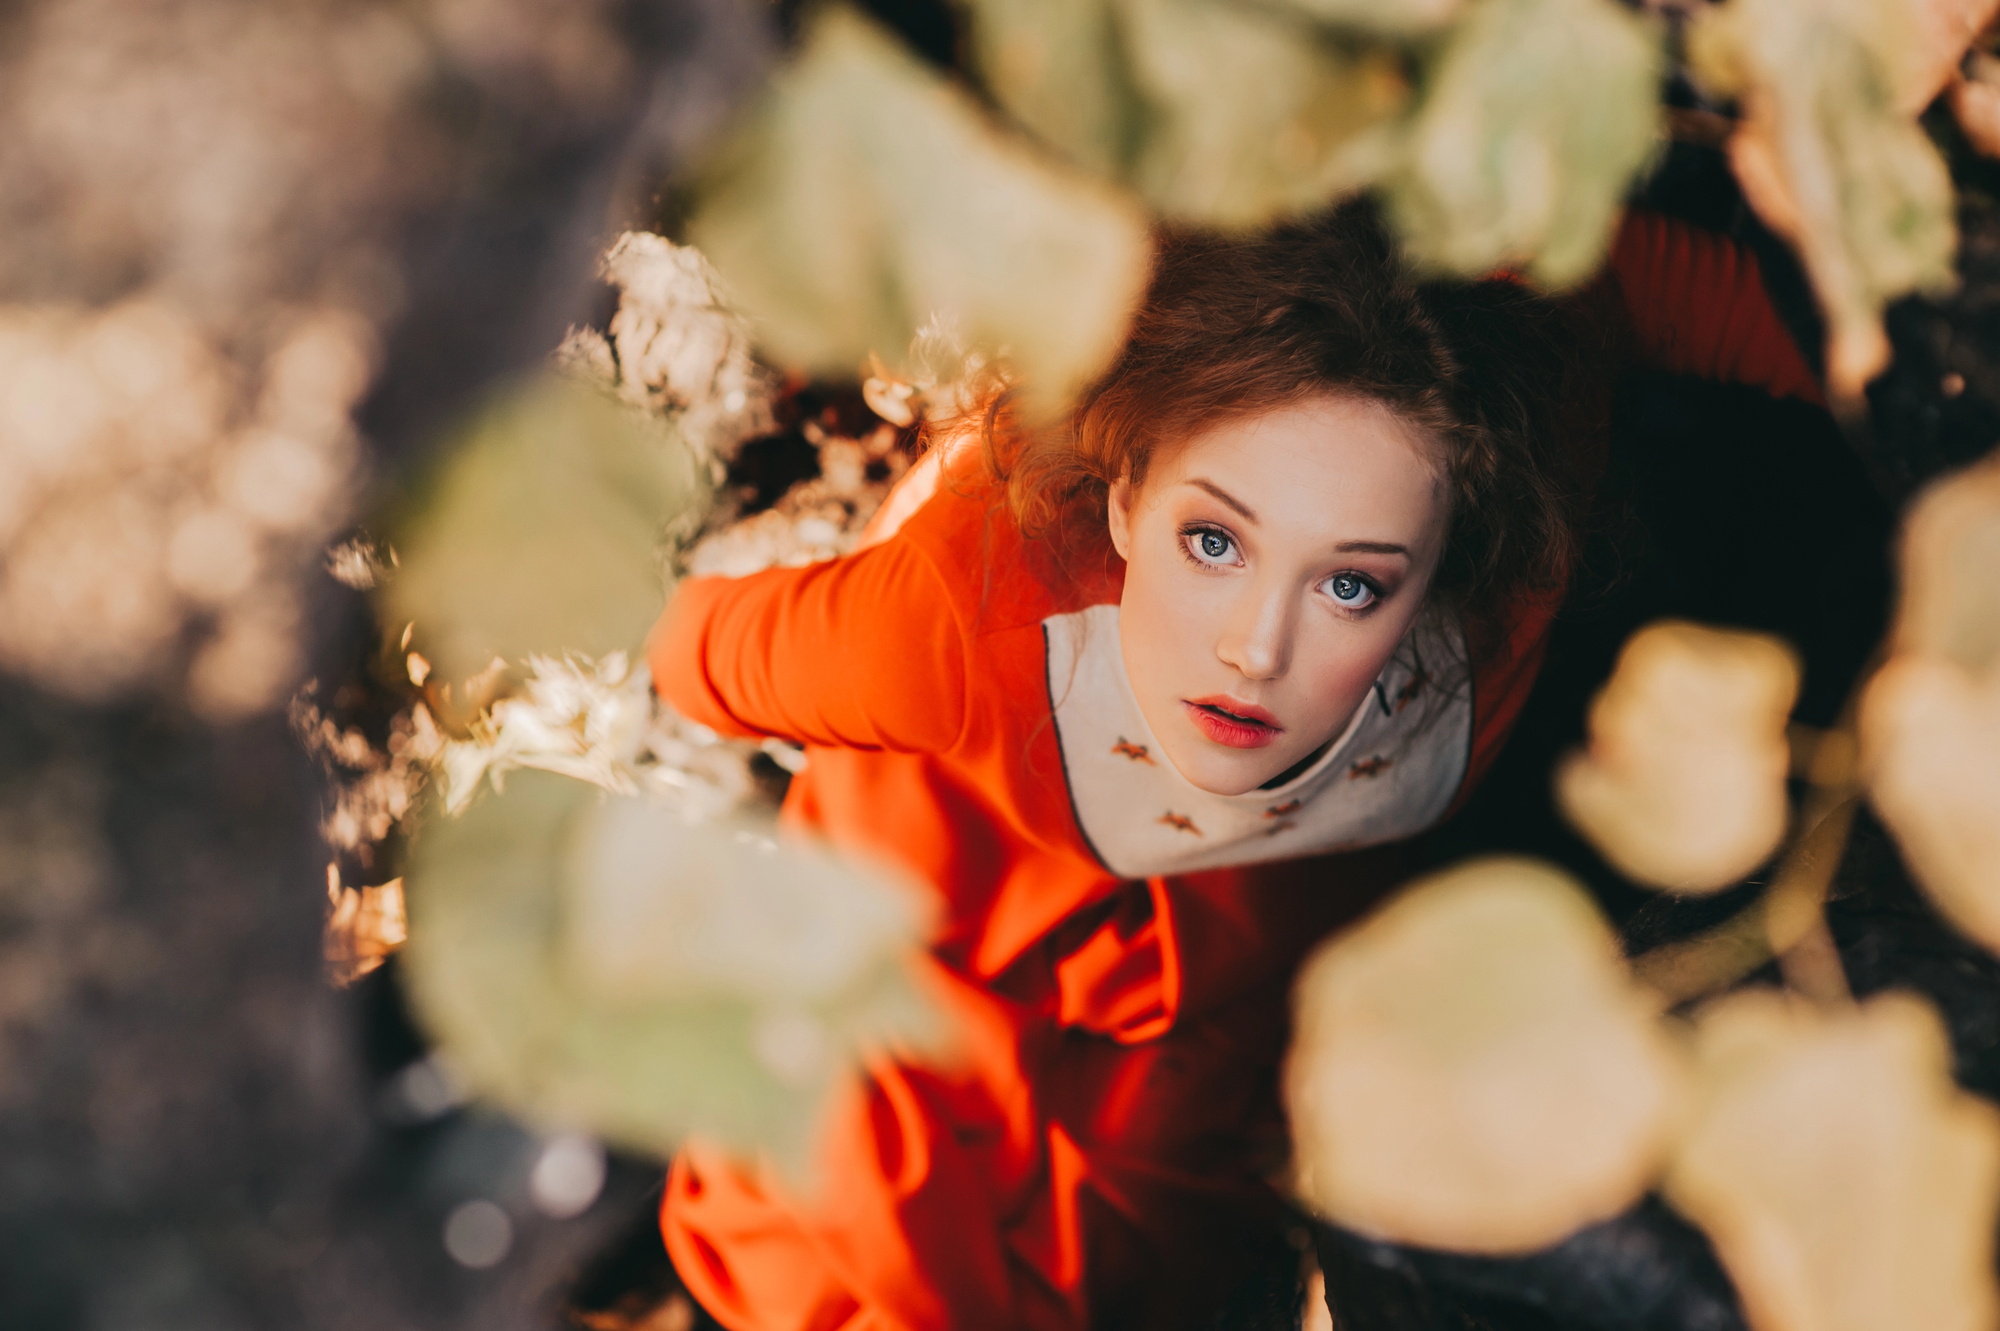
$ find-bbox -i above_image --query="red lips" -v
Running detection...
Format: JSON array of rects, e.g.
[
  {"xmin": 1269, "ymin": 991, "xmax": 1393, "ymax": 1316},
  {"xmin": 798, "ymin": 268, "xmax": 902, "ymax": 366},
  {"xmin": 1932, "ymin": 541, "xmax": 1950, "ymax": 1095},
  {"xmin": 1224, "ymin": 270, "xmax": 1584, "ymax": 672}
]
[{"xmin": 1184, "ymin": 695, "xmax": 1283, "ymax": 749}]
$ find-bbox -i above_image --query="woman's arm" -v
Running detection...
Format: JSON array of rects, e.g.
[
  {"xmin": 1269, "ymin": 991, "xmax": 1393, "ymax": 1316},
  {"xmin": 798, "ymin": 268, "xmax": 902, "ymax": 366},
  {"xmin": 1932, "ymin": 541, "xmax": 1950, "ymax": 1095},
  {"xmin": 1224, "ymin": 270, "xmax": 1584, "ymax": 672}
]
[
  {"xmin": 647, "ymin": 537, "xmax": 967, "ymax": 752},
  {"xmin": 1609, "ymin": 210, "xmax": 1824, "ymax": 406}
]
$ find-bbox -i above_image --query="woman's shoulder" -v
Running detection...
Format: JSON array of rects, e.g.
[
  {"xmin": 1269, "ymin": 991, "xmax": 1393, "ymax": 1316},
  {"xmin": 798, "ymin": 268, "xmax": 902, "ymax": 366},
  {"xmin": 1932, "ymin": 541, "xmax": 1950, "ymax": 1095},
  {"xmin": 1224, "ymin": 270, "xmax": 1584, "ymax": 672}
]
[{"xmin": 858, "ymin": 437, "xmax": 1121, "ymax": 633}]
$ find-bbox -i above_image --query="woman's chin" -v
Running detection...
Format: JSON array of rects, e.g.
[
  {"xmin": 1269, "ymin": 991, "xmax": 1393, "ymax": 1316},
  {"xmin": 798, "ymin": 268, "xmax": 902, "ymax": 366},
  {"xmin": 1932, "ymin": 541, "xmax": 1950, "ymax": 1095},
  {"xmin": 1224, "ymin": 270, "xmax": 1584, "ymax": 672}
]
[{"xmin": 1160, "ymin": 737, "xmax": 1302, "ymax": 798}]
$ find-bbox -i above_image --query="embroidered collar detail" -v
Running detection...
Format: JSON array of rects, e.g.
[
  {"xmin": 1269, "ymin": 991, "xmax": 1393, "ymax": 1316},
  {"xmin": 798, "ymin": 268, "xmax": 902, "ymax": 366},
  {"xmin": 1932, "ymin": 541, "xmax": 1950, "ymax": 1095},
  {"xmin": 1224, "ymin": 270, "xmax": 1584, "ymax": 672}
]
[{"xmin": 1042, "ymin": 604, "xmax": 1472, "ymax": 879}]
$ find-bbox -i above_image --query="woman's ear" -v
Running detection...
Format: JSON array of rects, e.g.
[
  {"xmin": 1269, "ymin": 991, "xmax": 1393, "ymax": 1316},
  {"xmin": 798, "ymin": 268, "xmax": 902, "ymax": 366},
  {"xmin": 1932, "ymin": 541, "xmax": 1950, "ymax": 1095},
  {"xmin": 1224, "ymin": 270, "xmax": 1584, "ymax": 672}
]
[{"xmin": 1106, "ymin": 475, "xmax": 1135, "ymax": 561}]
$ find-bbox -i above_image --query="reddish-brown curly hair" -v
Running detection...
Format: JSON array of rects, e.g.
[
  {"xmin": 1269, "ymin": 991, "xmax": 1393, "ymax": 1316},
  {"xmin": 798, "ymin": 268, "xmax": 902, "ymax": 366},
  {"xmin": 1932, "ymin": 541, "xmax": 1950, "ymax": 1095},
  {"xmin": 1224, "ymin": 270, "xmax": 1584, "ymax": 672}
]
[{"xmin": 945, "ymin": 198, "xmax": 1620, "ymax": 657}]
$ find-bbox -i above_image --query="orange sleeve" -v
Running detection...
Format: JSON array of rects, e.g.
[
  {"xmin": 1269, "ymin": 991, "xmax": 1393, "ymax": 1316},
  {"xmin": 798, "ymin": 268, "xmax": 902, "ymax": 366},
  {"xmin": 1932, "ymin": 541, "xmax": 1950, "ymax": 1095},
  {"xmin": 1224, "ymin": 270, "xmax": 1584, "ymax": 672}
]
[
  {"xmin": 1609, "ymin": 210, "xmax": 1824, "ymax": 406},
  {"xmin": 645, "ymin": 538, "xmax": 967, "ymax": 752}
]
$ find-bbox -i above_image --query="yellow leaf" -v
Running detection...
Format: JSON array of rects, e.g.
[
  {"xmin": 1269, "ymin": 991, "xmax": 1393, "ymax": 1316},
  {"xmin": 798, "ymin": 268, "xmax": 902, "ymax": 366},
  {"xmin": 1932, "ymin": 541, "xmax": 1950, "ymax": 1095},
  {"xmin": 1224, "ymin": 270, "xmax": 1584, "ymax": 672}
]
[
  {"xmin": 1262, "ymin": 0, "xmax": 1467, "ymax": 37},
  {"xmin": 1887, "ymin": 451, "xmax": 2000, "ymax": 676},
  {"xmin": 1888, "ymin": 0, "xmax": 2000, "ymax": 115},
  {"xmin": 1689, "ymin": 0, "xmax": 1957, "ymax": 397},
  {"xmin": 1382, "ymin": 0, "xmax": 1664, "ymax": 286},
  {"xmin": 1859, "ymin": 657, "xmax": 2000, "ymax": 954},
  {"xmin": 1558, "ymin": 622, "xmax": 1801, "ymax": 893},
  {"xmin": 1860, "ymin": 455, "xmax": 2000, "ymax": 952},
  {"xmin": 1665, "ymin": 990, "xmax": 2000, "ymax": 1331},
  {"xmin": 1286, "ymin": 857, "xmax": 1684, "ymax": 1253},
  {"xmin": 688, "ymin": 4, "xmax": 1149, "ymax": 411}
]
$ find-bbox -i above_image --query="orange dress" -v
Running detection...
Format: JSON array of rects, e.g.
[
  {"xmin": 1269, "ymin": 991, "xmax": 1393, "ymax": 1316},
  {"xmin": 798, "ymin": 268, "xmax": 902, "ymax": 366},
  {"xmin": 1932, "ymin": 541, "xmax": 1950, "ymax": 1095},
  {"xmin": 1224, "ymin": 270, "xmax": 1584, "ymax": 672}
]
[{"xmin": 646, "ymin": 210, "xmax": 1822, "ymax": 1331}]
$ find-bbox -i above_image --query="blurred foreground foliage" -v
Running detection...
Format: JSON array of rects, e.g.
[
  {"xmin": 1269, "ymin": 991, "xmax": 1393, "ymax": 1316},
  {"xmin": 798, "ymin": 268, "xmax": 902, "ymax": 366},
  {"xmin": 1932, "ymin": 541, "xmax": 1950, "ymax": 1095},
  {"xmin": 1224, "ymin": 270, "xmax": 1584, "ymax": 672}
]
[
  {"xmin": 684, "ymin": 0, "xmax": 1976, "ymax": 403},
  {"xmin": 359, "ymin": 0, "xmax": 2000, "ymax": 1325},
  {"xmin": 382, "ymin": 376, "xmax": 701, "ymax": 688},
  {"xmin": 402, "ymin": 770, "xmax": 944, "ymax": 1180}
]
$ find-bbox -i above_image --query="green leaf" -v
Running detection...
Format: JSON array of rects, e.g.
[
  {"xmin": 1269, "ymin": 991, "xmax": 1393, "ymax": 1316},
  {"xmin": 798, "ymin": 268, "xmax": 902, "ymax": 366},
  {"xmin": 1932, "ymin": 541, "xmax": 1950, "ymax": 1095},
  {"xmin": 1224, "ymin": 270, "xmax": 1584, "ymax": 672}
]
[
  {"xmin": 1115, "ymin": 0, "xmax": 1411, "ymax": 225},
  {"xmin": 962, "ymin": 0, "xmax": 1410, "ymax": 226},
  {"xmin": 400, "ymin": 770, "xmax": 948, "ymax": 1176},
  {"xmin": 378, "ymin": 374, "xmax": 701, "ymax": 687},
  {"xmin": 962, "ymin": 0, "xmax": 1140, "ymax": 180},
  {"xmin": 1382, "ymin": 0, "xmax": 1664, "ymax": 287},
  {"xmin": 687, "ymin": 4, "xmax": 1149, "ymax": 409}
]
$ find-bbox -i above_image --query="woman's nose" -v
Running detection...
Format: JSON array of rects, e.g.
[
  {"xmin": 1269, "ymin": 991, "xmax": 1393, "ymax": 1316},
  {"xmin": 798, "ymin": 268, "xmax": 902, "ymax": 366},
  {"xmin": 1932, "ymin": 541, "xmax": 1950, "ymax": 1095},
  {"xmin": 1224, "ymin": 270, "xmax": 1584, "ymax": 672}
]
[{"xmin": 1216, "ymin": 586, "xmax": 1292, "ymax": 681}]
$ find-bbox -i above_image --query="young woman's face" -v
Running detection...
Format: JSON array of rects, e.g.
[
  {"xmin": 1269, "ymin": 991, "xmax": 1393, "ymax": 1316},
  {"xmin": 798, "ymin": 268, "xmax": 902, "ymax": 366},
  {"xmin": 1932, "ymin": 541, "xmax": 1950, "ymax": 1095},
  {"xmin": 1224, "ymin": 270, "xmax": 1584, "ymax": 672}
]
[{"xmin": 1107, "ymin": 393, "xmax": 1450, "ymax": 797}]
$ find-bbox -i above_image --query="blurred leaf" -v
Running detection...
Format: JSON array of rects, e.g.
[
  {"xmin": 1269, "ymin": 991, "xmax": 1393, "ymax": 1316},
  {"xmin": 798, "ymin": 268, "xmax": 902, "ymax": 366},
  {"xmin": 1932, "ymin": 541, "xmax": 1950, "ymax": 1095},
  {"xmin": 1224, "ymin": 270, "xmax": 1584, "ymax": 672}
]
[
  {"xmin": 401, "ymin": 771, "xmax": 949, "ymax": 1176},
  {"xmin": 1116, "ymin": 0, "xmax": 1410, "ymax": 224},
  {"xmin": 1889, "ymin": 0, "xmax": 2000, "ymax": 115},
  {"xmin": 962, "ymin": 0, "xmax": 1140, "ymax": 180},
  {"xmin": 1665, "ymin": 990, "xmax": 2000, "ymax": 1331},
  {"xmin": 1858, "ymin": 456, "xmax": 2000, "ymax": 952},
  {"xmin": 380, "ymin": 374, "xmax": 701, "ymax": 686},
  {"xmin": 1859, "ymin": 657, "xmax": 2000, "ymax": 954},
  {"xmin": 1286, "ymin": 857, "xmax": 1684, "ymax": 1253},
  {"xmin": 1381, "ymin": 0, "xmax": 1663, "ymax": 286},
  {"xmin": 964, "ymin": 0, "xmax": 1409, "ymax": 227},
  {"xmin": 1886, "ymin": 451, "xmax": 2000, "ymax": 675},
  {"xmin": 1557, "ymin": 621, "xmax": 1800, "ymax": 894},
  {"xmin": 1261, "ymin": 0, "xmax": 1467, "ymax": 38},
  {"xmin": 688, "ymin": 4, "xmax": 1149, "ymax": 411},
  {"xmin": 1951, "ymin": 65, "xmax": 2000, "ymax": 159},
  {"xmin": 1689, "ymin": 0, "xmax": 1956, "ymax": 397}
]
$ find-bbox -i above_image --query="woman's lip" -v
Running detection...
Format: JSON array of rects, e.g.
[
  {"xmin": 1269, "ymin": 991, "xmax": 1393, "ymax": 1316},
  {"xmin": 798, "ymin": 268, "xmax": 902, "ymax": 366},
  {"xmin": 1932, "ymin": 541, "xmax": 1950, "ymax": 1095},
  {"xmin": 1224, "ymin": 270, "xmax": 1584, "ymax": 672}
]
[
  {"xmin": 1183, "ymin": 697, "xmax": 1284, "ymax": 749},
  {"xmin": 1186, "ymin": 695, "xmax": 1282, "ymax": 727}
]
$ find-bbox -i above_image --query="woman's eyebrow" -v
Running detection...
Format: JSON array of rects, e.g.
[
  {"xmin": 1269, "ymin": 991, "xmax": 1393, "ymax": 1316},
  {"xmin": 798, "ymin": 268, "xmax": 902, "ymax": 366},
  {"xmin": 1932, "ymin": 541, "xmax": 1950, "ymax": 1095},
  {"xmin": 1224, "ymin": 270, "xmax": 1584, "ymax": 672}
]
[
  {"xmin": 1186, "ymin": 477, "xmax": 1257, "ymax": 522},
  {"xmin": 1335, "ymin": 539, "xmax": 1410, "ymax": 556}
]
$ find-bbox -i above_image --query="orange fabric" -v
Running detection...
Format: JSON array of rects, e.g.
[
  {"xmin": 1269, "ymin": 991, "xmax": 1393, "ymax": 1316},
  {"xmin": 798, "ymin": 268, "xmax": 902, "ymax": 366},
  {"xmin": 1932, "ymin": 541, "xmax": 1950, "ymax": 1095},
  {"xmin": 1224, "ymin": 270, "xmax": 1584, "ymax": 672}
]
[{"xmin": 648, "ymin": 209, "xmax": 1822, "ymax": 1331}]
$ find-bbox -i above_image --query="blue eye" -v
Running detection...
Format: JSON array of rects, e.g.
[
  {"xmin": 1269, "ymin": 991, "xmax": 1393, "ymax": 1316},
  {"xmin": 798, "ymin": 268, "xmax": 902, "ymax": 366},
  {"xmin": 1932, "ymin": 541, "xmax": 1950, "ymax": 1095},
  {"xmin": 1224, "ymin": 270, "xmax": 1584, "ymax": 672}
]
[
  {"xmin": 1184, "ymin": 527, "xmax": 1237, "ymax": 566},
  {"xmin": 1324, "ymin": 572, "xmax": 1377, "ymax": 609}
]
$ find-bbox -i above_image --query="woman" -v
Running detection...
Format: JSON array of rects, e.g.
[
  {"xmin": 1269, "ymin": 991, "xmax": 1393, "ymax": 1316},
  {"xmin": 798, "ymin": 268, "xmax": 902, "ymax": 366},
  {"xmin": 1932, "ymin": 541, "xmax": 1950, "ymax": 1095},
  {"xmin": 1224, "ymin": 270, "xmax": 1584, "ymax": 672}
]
[{"xmin": 647, "ymin": 201, "xmax": 1821, "ymax": 1331}]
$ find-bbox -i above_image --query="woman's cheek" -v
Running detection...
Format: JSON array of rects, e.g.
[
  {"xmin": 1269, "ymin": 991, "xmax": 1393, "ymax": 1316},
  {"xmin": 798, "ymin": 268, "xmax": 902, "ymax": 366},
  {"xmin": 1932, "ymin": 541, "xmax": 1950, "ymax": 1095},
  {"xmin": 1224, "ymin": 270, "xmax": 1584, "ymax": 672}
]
[{"xmin": 1299, "ymin": 614, "xmax": 1406, "ymax": 727}]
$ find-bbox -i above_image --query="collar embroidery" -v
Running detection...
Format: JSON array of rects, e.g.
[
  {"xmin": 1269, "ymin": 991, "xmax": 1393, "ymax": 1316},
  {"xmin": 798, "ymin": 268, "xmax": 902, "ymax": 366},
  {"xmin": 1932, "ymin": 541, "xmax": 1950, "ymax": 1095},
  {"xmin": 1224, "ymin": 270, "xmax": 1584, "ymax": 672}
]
[{"xmin": 1042, "ymin": 604, "xmax": 1471, "ymax": 878}]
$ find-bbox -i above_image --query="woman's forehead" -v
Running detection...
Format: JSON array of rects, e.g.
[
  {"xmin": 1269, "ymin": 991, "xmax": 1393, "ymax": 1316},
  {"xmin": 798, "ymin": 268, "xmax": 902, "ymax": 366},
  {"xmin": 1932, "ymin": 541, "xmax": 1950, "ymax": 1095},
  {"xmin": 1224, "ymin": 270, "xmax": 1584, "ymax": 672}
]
[{"xmin": 1163, "ymin": 395, "xmax": 1443, "ymax": 500}]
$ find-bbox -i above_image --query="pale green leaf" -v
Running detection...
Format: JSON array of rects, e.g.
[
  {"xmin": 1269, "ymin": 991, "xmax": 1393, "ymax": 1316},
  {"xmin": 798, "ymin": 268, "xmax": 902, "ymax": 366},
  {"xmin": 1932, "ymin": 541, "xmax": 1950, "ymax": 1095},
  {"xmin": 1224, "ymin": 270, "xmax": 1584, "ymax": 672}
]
[
  {"xmin": 1116, "ymin": 0, "xmax": 1411, "ymax": 225},
  {"xmin": 688, "ymin": 4, "xmax": 1149, "ymax": 409},
  {"xmin": 1383, "ymin": 0, "xmax": 1663, "ymax": 286},
  {"xmin": 962, "ymin": 0, "xmax": 1139, "ymax": 180},
  {"xmin": 400, "ymin": 771, "xmax": 948, "ymax": 1176},
  {"xmin": 378, "ymin": 374, "xmax": 701, "ymax": 686},
  {"xmin": 962, "ymin": 0, "xmax": 1409, "ymax": 227}
]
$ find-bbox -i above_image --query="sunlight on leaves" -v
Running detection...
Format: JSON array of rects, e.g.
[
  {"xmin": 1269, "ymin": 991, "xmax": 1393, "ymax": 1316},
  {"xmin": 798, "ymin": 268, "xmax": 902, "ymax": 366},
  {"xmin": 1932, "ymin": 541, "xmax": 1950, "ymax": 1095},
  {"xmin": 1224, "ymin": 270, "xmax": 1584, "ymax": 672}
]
[
  {"xmin": 1665, "ymin": 990, "xmax": 2000, "ymax": 1331},
  {"xmin": 1558, "ymin": 622, "xmax": 1800, "ymax": 893},
  {"xmin": 1688, "ymin": 0, "xmax": 1956, "ymax": 397},
  {"xmin": 1286, "ymin": 857, "xmax": 1684, "ymax": 1253},
  {"xmin": 379, "ymin": 374, "xmax": 701, "ymax": 687},
  {"xmin": 688, "ymin": 4, "xmax": 1149, "ymax": 411},
  {"xmin": 1380, "ymin": 0, "xmax": 1662, "ymax": 287},
  {"xmin": 401, "ymin": 770, "xmax": 949, "ymax": 1177}
]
